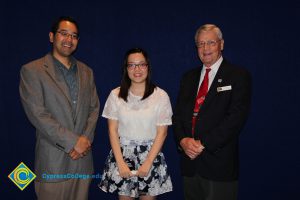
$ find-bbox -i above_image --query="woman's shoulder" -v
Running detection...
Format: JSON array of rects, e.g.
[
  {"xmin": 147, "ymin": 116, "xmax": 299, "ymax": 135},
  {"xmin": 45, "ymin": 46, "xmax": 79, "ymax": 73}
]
[
  {"xmin": 110, "ymin": 87, "xmax": 121, "ymax": 96},
  {"xmin": 153, "ymin": 87, "xmax": 169, "ymax": 98}
]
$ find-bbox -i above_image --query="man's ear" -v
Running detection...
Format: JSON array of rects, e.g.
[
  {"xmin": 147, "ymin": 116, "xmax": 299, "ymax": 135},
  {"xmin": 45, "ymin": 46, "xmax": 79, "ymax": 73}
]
[
  {"xmin": 220, "ymin": 39, "xmax": 224, "ymax": 51},
  {"xmin": 49, "ymin": 32, "xmax": 54, "ymax": 43}
]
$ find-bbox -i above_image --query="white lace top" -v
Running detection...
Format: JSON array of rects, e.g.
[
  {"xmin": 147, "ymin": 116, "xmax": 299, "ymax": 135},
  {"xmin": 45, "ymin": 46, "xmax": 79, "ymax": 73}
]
[{"xmin": 102, "ymin": 87, "xmax": 173, "ymax": 140}]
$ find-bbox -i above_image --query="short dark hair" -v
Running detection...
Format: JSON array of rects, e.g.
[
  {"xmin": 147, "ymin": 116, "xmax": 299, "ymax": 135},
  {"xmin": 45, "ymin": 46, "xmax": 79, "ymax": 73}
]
[
  {"xmin": 51, "ymin": 16, "xmax": 79, "ymax": 35},
  {"xmin": 119, "ymin": 48, "xmax": 156, "ymax": 102}
]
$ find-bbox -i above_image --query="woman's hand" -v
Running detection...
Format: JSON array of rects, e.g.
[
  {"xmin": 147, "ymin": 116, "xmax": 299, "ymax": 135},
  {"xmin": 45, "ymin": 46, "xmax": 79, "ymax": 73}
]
[
  {"xmin": 137, "ymin": 160, "xmax": 152, "ymax": 178},
  {"xmin": 117, "ymin": 161, "xmax": 133, "ymax": 178}
]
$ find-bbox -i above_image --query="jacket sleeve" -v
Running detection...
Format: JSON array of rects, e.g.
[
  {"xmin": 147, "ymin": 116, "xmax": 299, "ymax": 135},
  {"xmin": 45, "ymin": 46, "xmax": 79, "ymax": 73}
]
[
  {"xmin": 172, "ymin": 74, "xmax": 189, "ymax": 152},
  {"xmin": 19, "ymin": 65, "xmax": 78, "ymax": 153},
  {"xmin": 82, "ymin": 70, "xmax": 100, "ymax": 143}
]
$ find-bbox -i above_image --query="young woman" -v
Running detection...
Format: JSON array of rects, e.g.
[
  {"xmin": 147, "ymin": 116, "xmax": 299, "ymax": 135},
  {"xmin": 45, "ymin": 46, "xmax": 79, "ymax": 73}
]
[{"xmin": 99, "ymin": 48, "xmax": 173, "ymax": 199}]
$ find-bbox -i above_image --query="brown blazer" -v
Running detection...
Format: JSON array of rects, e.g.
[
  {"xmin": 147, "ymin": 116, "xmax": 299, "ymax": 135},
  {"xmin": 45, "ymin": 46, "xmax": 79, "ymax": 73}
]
[{"xmin": 19, "ymin": 53, "xmax": 100, "ymax": 182}]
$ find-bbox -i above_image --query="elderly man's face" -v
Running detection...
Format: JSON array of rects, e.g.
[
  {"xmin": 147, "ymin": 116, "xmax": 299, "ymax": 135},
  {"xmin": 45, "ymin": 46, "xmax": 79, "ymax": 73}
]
[{"xmin": 196, "ymin": 30, "xmax": 224, "ymax": 68}]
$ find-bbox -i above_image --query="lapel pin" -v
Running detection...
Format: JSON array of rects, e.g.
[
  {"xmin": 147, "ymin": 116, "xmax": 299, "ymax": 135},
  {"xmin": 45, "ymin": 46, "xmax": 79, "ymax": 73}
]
[{"xmin": 218, "ymin": 79, "xmax": 222, "ymax": 83}]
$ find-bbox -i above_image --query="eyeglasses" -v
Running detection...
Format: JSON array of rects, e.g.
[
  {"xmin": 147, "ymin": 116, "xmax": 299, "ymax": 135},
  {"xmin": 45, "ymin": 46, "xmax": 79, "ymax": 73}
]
[
  {"xmin": 196, "ymin": 40, "xmax": 220, "ymax": 48},
  {"xmin": 127, "ymin": 63, "xmax": 148, "ymax": 71},
  {"xmin": 56, "ymin": 30, "xmax": 79, "ymax": 40}
]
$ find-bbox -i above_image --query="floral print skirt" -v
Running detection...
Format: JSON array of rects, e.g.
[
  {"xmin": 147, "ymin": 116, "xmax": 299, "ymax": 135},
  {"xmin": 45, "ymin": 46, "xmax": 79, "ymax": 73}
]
[{"xmin": 98, "ymin": 139, "xmax": 173, "ymax": 198}]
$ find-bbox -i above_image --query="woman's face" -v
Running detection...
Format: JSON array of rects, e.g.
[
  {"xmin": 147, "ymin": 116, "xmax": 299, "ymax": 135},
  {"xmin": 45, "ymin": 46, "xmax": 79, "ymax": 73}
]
[{"xmin": 126, "ymin": 53, "xmax": 148, "ymax": 84}]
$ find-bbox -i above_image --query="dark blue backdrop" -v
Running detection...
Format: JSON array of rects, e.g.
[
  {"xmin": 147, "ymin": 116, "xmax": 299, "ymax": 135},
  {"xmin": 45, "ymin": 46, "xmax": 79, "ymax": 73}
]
[{"xmin": 1, "ymin": 1, "xmax": 299, "ymax": 199}]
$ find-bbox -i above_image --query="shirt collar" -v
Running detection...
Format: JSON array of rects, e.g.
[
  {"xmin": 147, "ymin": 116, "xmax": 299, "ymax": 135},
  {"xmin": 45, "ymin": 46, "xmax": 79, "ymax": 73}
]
[
  {"xmin": 51, "ymin": 54, "xmax": 77, "ymax": 72},
  {"xmin": 202, "ymin": 56, "xmax": 223, "ymax": 74}
]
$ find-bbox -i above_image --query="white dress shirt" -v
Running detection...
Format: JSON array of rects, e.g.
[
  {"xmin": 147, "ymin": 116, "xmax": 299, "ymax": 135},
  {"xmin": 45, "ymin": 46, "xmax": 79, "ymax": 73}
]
[{"xmin": 197, "ymin": 56, "xmax": 223, "ymax": 91}]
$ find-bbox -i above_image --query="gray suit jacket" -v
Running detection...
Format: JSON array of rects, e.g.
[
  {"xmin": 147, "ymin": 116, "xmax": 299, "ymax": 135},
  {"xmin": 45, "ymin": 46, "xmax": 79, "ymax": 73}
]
[{"xmin": 19, "ymin": 53, "xmax": 100, "ymax": 182}]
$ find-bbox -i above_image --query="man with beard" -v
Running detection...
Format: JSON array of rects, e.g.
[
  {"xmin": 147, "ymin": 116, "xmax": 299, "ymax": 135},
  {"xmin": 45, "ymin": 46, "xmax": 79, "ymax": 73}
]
[{"xmin": 19, "ymin": 16, "xmax": 100, "ymax": 200}]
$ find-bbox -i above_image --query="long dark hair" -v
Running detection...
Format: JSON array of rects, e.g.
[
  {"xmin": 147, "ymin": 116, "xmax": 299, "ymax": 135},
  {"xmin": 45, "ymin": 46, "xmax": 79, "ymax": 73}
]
[{"xmin": 119, "ymin": 48, "xmax": 156, "ymax": 102}]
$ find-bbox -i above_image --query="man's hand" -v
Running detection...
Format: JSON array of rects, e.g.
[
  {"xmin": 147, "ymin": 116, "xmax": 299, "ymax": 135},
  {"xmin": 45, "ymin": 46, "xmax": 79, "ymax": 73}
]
[
  {"xmin": 180, "ymin": 138, "xmax": 204, "ymax": 160},
  {"xmin": 69, "ymin": 146, "xmax": 91, "ymax": 160},
  {"xmin": 74, "ymin": 135, "xmax": 91, "ymax": 154},
  {"xmin": 69, "ymin": 149, "xmax": 82, "ymax": 160}
]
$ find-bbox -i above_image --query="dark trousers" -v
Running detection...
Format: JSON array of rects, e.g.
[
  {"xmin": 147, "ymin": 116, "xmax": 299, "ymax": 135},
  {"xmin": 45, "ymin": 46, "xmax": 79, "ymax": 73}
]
[{"xmin": 183, "ymin": 175, "xmax": 238, "ymax": 200}]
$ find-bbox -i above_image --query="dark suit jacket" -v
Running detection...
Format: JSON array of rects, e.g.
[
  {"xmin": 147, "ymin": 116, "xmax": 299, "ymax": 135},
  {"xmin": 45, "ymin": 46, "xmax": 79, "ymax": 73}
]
[
  {"xmin": 19, "ymin": 53, "xmax": 100, "ymax": 182},
  {"xmin": 173, "ymin": 59, "xmax": 251, "ymax": 181}
]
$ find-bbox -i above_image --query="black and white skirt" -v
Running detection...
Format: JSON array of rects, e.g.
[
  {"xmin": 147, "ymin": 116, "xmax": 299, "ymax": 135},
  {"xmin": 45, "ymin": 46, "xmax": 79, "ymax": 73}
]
[{"xmin": 98, "ymin": 138, "xmax": 173, "ymax": 197}]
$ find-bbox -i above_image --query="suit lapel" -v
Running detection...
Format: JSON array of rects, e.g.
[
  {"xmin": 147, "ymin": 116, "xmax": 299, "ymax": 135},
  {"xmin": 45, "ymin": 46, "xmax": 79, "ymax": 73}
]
[
  {"xmin": 187, "ymin": 68, "xmax": 202, "ymax": 117},
  {"xmin": 190, "ymin": 68, "xmax": 202, "ymax": 99},
  {"xmin": 43, "ymin": 54, "xmax": 72, "ymax": 106}
]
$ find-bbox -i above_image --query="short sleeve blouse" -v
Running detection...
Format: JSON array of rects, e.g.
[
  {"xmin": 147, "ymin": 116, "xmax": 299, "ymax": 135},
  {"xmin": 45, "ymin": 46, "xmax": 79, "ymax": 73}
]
[{"xmin": 102, "ymin": 87, "xmax": 172, "ymax": 140}]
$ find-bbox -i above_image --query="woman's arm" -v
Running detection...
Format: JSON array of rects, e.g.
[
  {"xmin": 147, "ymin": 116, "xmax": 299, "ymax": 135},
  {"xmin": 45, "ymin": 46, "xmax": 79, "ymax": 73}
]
[
  {"xmin": 137, "ymin": 125, "xmax": 168, "ymax": 177},
  {"xmin": 107, "ymin": 119, "xmax": 132, "ymax": 178}
]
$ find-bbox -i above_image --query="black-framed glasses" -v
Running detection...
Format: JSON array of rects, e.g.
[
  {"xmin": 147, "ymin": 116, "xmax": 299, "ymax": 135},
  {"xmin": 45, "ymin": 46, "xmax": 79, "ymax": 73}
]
[
  {"xmin": 196, "ymin": 40, "xmax": 220, "ymax": 48},
  {"xmin": 56, "ymin": 30, "xmax": 79, "ymax": 40},
  {"xmin": 127, "ymin": 63, "xmax": 148, "ymax": 71}
]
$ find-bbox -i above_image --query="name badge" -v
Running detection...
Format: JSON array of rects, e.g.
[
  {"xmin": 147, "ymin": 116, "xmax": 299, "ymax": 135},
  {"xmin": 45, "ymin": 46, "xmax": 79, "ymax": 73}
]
[{"xmin": 217, "ymin": 85, "xmax": 232, "ymax": 92}]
